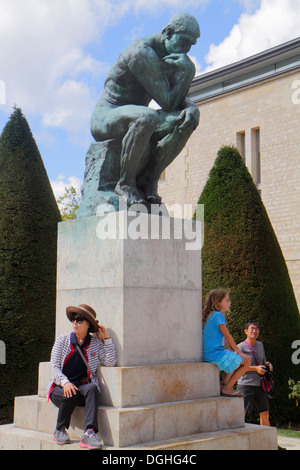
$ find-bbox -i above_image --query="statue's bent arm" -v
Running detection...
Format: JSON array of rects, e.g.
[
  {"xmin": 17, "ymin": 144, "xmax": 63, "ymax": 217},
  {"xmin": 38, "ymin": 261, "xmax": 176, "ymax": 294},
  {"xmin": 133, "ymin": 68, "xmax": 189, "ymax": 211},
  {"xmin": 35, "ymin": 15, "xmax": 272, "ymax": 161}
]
[{"xmin": 127, "ymin": 44, "xmax": 195, "ymax": 113}]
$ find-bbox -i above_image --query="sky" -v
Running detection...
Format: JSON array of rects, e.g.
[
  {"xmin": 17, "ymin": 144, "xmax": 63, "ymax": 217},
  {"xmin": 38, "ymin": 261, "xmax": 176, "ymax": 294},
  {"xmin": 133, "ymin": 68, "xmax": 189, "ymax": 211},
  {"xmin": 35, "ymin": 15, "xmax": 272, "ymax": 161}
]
[{"xmin": 0, "ymin": 0, "xmax": 299, "ymax": 200}]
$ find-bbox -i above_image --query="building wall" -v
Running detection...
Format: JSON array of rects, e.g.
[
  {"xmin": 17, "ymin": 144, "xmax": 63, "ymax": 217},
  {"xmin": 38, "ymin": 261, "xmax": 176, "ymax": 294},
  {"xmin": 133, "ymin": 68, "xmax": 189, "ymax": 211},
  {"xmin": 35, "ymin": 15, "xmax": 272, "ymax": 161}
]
[{"xmin": 158, "ymin": 70, "xmax": 300, "ymax": 308}]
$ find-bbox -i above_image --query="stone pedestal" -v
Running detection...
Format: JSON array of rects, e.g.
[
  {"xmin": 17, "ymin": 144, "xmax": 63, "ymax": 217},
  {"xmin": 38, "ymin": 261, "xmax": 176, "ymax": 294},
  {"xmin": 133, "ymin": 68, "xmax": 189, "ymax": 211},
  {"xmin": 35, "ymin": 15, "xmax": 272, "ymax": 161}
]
[
  {"xmin": 56, "ymin": 213, "xmax": 202, "ymax": 366},
  {"xmin": 0, "ymin": 213, "xmax": 279, "ymax": 450}
]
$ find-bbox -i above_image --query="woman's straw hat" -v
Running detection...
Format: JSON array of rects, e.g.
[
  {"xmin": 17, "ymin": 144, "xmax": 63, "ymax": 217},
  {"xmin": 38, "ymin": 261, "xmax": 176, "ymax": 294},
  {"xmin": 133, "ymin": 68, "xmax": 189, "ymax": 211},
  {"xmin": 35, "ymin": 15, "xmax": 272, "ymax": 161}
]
[{"xmin": 66, "ymin": 304, "xmax": 99, "ymax": 333}]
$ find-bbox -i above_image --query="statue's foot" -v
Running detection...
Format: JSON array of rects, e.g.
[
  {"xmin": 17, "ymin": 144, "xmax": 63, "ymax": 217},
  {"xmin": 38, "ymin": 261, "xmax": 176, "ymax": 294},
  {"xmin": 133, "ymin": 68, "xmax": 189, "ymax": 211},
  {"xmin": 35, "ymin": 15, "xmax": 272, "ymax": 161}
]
[
  {"xmin": 146, "ymin": 194, "xmax": 162, "ymax": 204},
  {"xmin": 114, "ymin": 183, "xmax": 147, "ymax": 207},
  {"xmin": 137, "ymin": 179, "xmax": 162, "ymax": 205}
]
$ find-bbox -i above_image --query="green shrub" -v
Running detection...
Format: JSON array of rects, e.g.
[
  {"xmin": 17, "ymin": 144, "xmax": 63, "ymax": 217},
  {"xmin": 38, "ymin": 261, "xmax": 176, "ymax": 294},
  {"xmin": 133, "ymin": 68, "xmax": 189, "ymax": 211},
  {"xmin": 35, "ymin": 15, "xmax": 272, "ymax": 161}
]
[
  {"xmin": 288, "ymin": 379, "xmax": 300, "ymax": 407},
  {"xmin": 0, "ymin": 108, "xmax": 61, "ymax": 421}
]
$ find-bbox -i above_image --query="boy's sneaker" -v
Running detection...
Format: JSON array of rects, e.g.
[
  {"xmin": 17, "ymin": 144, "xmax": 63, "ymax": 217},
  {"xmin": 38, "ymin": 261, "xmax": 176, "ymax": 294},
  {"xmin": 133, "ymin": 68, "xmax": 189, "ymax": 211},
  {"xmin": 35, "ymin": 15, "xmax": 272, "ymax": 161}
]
[
  {"xmin": 53, "ymin": 428, "xmax": 70, "ymax": 445},
  {"xmin": 79, "ymin": 429, "xmax": 103, "ymax": 449}
]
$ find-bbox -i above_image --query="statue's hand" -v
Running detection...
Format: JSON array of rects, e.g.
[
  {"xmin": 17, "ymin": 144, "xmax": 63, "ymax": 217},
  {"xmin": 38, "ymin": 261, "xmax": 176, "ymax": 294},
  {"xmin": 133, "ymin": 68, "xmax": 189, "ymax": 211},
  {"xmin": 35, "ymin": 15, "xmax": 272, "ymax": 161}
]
[
  {"xmin": 162, "ymin": 53, "xmax": 195, "ymax": 74},
  {"xmin": 177, "ymin": 106, "xmax": 200, "ymax": 133}
]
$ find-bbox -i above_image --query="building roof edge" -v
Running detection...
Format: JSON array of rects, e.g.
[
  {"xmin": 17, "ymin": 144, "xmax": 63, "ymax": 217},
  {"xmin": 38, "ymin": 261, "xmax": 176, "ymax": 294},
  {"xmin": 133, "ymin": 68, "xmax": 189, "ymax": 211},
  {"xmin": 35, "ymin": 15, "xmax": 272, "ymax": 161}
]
[{"xmin": 191, "ymin": 36, "xmax": 300, "ymax": 89}]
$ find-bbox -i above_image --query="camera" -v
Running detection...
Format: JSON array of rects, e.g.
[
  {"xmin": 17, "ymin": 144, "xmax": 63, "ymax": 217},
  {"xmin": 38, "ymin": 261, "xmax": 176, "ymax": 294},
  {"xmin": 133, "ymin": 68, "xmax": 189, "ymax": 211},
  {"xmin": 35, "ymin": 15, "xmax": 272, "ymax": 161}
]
[{"xmin": 263, "ymin": 363, "xmax": 273, "ymax": 385}]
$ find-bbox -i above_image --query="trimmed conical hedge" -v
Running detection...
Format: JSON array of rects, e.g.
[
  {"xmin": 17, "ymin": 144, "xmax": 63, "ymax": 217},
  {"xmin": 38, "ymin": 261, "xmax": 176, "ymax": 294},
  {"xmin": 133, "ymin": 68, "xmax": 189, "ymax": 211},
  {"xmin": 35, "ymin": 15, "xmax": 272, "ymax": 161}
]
[
  {"xmin": 197, "ymin": 145, "xmax": 300, "ymax": 425},
  {"xmin": 0, "ymin": 108, "xmax": 61, "ymax": 422}
]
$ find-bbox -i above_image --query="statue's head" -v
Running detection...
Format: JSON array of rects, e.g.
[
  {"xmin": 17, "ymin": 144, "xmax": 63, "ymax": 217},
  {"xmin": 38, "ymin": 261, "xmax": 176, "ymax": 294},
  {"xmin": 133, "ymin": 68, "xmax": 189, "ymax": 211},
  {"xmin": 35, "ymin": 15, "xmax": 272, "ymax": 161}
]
[
  {"xmin": 162, "ymin": 13, "xmax": 200, "ymax": 54},
  {"xmin": 164, "ymin": 13, "xmax": 200, "ymax": 38}
]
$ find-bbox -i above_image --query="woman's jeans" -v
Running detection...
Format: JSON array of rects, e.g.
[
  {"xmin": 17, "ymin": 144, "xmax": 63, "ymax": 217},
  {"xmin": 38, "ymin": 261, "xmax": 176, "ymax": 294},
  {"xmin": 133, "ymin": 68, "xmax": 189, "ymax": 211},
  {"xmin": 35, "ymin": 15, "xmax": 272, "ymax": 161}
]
[{"xmin": 50, "ymin": 382, "xmax": 100, "ymax": 433}]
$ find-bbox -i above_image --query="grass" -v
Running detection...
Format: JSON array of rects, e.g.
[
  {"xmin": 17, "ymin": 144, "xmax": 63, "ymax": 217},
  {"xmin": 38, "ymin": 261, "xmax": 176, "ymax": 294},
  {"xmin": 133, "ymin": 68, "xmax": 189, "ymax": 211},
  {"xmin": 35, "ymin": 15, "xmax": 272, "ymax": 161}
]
[{"xmin": 277, "ymin": 428, "xmax": 300, "ymax": 439}]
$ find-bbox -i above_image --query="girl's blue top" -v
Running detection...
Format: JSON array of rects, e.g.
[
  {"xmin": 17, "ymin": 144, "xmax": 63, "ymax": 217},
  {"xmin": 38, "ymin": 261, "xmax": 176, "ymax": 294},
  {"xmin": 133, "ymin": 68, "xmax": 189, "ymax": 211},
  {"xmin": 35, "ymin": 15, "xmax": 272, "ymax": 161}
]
[{"xmin": 202, "ymin": 311, "xmax": 227, "ymax": 362}]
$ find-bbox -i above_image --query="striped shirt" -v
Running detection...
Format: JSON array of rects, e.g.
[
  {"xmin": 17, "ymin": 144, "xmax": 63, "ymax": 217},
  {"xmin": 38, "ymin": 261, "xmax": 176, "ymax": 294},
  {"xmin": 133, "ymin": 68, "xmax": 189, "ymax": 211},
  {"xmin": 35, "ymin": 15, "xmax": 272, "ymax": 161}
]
[{"xmin": 47, "ymin": 333, "xmax": 116, "ymax": 400}]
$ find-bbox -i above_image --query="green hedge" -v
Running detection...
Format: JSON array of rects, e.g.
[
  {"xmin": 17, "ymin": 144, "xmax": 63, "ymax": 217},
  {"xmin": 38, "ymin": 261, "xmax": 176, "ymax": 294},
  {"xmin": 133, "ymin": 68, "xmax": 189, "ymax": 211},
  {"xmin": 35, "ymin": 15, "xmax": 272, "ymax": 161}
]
[
  {"xmin": 197, "ymin": 145, "xmax": 300, "ymax": 425},
  {"xmin": 0, "ymin": 108, "xmax": 61, "ymax": 421}
]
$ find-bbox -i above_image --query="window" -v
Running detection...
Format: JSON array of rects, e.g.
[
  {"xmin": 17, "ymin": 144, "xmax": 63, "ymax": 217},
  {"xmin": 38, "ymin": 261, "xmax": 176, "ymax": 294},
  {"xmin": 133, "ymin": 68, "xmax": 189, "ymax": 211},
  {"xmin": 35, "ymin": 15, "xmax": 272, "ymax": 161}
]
[
  {"xmin": 251, "ymin": 127, "xmax": 261, "ymax": 186},
  {"xmin": 236, "ymin": 131, "xmax": 246, "ymax": 163},
  {"xmin": 255, "ymin": 129, "xmax": 261, "ymax": 185}
]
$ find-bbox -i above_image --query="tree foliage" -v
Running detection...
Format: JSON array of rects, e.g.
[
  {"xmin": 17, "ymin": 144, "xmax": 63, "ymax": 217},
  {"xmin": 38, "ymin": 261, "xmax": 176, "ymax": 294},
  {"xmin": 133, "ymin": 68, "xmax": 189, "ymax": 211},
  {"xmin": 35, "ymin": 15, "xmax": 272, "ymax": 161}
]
[
  {"xmin": 197, "ymin": 145, "xmax": 300, "ymax": 425},
  {"xmin": 288, "ymin": 379, "xmax": 300, "ymax": 407},
  {"xmin": 0, "ymin": 107, "xmax": 61, "ymax": 421},
  {"xmin": 57, "ymin": 186, "xmax": 81, "ymax": 220}
]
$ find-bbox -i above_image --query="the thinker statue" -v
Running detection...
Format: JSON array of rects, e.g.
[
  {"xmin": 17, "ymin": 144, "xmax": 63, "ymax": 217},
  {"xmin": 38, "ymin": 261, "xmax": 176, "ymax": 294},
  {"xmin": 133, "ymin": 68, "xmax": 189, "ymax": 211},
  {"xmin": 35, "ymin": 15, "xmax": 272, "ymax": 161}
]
[{"xmin": 77, "ymin": 13, "xmax": 200, "ymax": 217}]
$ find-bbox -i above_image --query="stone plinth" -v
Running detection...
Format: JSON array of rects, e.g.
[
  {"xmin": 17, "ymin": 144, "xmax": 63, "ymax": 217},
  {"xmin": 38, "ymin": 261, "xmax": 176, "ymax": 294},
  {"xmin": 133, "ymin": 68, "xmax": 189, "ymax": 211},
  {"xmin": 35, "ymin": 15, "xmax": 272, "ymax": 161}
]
[
  {"xmin": 76, "ymin": 141, "xmax": 121, "ymax": 218},
  {"xmin": 0, "ymin": 213, "xmax": 279, "ymax": 450},
  {"xmin": 38, "ymin": 361, "xmax": 219, "ymax": 408},
  {"xmin": 56, "ymin": 213, "xmax": 202, "ymax": 366}
]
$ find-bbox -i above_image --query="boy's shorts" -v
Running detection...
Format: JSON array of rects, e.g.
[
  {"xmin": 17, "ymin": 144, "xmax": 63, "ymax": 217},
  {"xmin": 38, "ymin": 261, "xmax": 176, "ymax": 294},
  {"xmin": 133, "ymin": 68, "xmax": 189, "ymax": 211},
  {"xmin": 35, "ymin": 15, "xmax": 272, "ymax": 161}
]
[{"xmin": 237, "ymin": 385, "xmax": 269, "ymax": 413}]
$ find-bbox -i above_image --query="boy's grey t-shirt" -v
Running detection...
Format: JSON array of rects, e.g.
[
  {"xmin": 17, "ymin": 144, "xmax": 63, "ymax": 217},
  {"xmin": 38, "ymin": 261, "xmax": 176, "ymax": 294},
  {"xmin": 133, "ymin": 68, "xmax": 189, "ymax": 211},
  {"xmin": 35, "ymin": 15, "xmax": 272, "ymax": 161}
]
[{"xmin": 237, "ymin": 340, "xmax": 266, "ymax": 387}]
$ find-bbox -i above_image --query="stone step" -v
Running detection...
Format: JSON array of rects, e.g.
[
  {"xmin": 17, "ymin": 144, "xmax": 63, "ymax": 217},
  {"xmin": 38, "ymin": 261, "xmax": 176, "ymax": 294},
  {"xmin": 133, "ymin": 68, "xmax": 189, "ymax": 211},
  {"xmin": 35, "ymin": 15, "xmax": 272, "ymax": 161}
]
[
  {"xmin": 125, "ymin": 423, "xmax": 278, "ymax": 451},
  {"xmin": 14, "ymin": 394, "xmax": 245, "ymax": 448},
  {"xmin": 0, "ymin": 424, "xmax": 86, "ymax": 451},
  {"xmin": 39, "ymin": 361, "xmax": 220, "ymax": 407},
  {"xmin": 0, "ymin": 423, "xmax": 278, "ymax": 451}
]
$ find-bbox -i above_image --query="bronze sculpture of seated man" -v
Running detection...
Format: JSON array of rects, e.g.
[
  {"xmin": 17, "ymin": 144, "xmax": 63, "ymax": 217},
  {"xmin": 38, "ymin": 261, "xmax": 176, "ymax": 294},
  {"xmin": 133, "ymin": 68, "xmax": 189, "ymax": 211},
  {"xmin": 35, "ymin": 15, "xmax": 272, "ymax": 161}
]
[{"xmin": 90, "ymin": 13, "xmax": 200, "ymax": 208}]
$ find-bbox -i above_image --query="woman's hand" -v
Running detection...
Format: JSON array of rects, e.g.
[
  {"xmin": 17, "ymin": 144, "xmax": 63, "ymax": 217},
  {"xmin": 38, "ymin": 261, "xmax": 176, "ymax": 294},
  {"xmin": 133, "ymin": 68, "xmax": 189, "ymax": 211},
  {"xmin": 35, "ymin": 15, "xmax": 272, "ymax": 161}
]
[
  {"xmin": 97, "ymin": 324, "xmax": 110, "ymax": 340},
  {"xmin": 63, "ymin": 382, "xmax": 78, "ymax": 398}
]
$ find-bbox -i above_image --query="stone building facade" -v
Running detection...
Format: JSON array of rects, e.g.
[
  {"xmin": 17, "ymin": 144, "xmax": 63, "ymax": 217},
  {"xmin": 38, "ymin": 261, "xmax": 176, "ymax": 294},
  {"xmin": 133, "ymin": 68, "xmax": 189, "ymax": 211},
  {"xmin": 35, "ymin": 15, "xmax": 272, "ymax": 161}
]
[{"xmin": 158, "ymin": 38, "xmax": 300, "ymax": 308}]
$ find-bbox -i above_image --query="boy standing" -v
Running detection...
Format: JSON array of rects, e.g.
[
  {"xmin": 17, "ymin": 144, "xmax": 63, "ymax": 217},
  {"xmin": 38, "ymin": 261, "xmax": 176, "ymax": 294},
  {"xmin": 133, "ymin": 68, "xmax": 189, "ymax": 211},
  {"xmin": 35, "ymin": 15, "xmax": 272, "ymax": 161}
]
[{"xmin": 237, "ymin": 320, "xmax": 273, "ymax": 426}]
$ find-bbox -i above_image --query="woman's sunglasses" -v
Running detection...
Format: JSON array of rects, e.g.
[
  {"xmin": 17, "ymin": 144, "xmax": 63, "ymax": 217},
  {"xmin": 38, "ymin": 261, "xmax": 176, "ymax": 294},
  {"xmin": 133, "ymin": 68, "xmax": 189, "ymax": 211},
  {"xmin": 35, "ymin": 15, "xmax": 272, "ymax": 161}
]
[{"xmin": 71, "ymin": 315, "xmax": 86, "ymax": 324}]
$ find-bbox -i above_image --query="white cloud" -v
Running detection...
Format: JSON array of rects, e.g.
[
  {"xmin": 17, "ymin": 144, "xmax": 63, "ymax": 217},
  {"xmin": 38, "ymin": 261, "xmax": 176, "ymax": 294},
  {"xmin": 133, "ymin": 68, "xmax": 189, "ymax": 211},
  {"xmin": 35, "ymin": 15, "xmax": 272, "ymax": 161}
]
[
  {"xmin": 0, "ymin": 0, "xmax": 207, "ymax": 143},
  {"xmin": 0, "ymin": 0, "xmax": 119, "ymax": 139},
  {"xmin": 130, "ymin": 0, "xmax": 209, "ymax": 13},
  {"xmin": 51, "ymin": 174, "xmax": 82, "ymax": 200},
  {"xmin": 42, "ymin": 80, "xmax": 93, "ymax": 133},
  {"xmin": 190, "ymin": 56, "xmax": 202, "ymax": 76},
  {"xmin": 204, "ymin": 0, "xmax": 300, "ymax": 72},
  {"xmin": 237, "ymin": 0, "xmax": 260, "ymax": 13},
  {"xmin": 0, "ymin": 80, "xmax": 5, "ymax": 105}
]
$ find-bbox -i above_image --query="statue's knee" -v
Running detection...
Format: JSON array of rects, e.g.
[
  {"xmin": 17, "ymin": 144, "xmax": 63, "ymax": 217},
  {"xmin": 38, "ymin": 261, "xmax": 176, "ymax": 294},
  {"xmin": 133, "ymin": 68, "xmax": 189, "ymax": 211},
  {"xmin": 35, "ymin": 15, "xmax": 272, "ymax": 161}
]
[
  {"xmin": 135, "ymin": 111, "xmax": 158, "ymax": 133},
  {"xmin": 90, "ymin": 117, "xmax": 101, "ymax": 140}
]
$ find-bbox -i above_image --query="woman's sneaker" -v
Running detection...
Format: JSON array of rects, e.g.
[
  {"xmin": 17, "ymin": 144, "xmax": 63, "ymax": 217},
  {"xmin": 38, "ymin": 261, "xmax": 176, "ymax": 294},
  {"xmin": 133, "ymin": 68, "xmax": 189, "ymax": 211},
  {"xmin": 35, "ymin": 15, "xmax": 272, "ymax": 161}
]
[
  {"xmin": 53, "ymin": 428, "xmax": 70, "ymax": 445},
  {"xmin": 79, "ymin": 429, "xmax": 103, "ymax": 449}
]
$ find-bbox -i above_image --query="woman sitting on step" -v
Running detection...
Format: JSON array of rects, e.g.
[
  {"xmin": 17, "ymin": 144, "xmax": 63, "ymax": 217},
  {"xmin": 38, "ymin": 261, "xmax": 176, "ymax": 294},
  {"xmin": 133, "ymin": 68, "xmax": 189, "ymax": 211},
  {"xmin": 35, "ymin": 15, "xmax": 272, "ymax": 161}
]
[{"xmin": 47, "ymin": 304, "xmax": 116, "ymax": 449}]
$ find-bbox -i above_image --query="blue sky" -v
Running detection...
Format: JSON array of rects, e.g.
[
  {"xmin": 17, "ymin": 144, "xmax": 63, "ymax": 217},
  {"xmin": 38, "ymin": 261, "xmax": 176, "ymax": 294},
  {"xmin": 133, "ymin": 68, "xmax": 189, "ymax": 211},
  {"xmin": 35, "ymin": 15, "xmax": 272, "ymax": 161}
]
[{"xmin": 0, "ymin": 0, "xmax": 299, "ymax": 199}]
